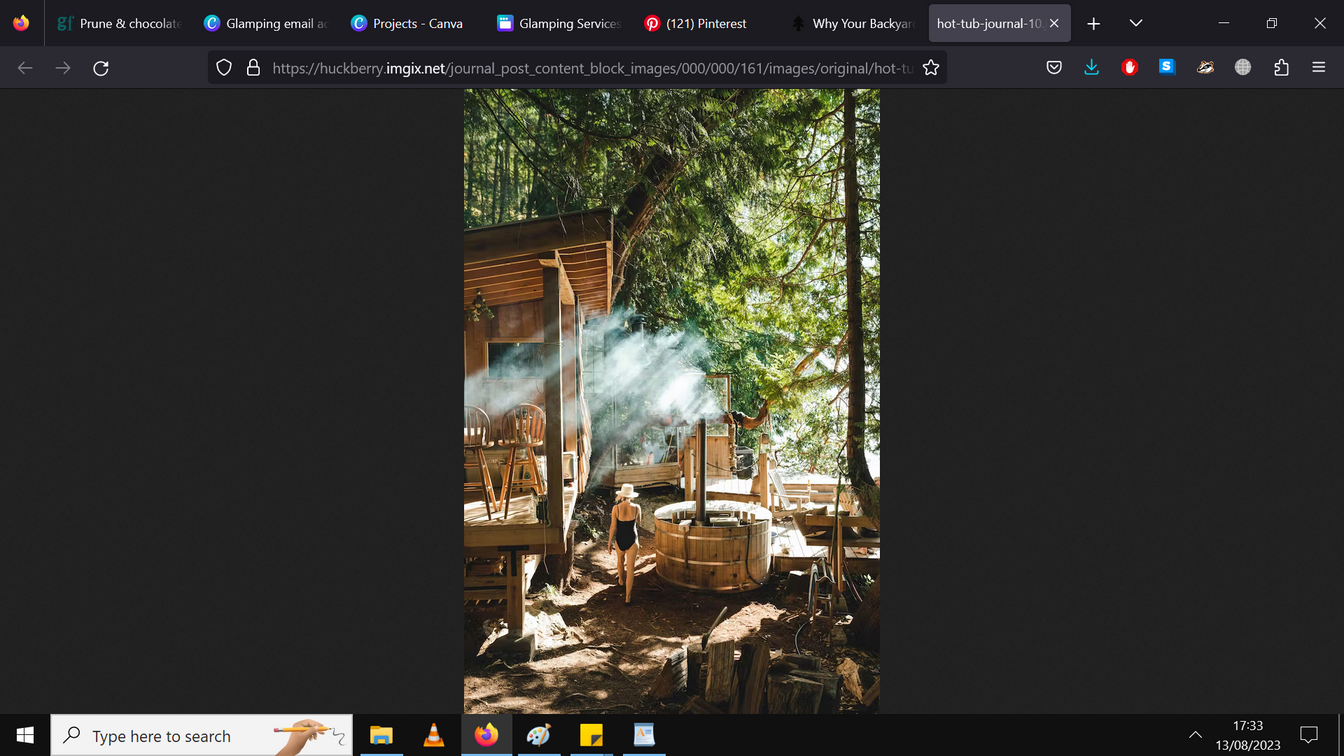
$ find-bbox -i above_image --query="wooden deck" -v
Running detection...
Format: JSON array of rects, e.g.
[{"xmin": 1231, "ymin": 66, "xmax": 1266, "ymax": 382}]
[
  {"xmin": 768, "ymin": 512, "xmax": 880, "ymax": 575},
  {"xmin": 463, "ymin": 484, "xmax": 576, "ymax": 552}
]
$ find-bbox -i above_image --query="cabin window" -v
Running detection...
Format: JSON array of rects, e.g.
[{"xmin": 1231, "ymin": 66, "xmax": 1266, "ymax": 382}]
[{"xmin": 487, "ymin": 342, "xmax": 544, "ymax": 379}]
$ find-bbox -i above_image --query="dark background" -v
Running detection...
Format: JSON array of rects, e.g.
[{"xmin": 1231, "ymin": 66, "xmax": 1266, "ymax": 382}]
[
  {"xmin": 891, "ymin": 88, "xmax": 1343, "ymax": 712},
  {"xmin": 0, "ymin": 89, "xmax": 461, "ymax": 711}
]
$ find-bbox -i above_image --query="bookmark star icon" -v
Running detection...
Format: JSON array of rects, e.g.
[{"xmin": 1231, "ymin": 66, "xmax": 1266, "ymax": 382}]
[{"xmin": 923, "ymin": 58, "xmax": 940, "ymax": 75}]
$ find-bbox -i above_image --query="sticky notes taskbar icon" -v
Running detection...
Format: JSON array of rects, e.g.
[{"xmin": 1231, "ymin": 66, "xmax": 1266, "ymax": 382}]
[{"xmin": 579, "ymin": 723, "xmax": 602, "ymax": 747}]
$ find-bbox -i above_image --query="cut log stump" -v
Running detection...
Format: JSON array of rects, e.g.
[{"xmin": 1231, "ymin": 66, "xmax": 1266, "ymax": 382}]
[
  {"xmin": 789, "ymin": 668, "xmax": 841, "ymax": 714},
  {"xmin": 649, "ymin": 646, "xmax": 688, "ymax": 700},
  {"xmin": 738, "ymin": 638, "xmax": 771, "ymax": 714},
  {"xmin": 687, "ymin": 648, "xmax": 705, "ymax": 696},
  {"xmin": 767, "ymin": 674, "xmax": 823, "ymax": 714},
  {"xmin": 704, "ymin": 640, "xmax": 736, "ymax": 706}
]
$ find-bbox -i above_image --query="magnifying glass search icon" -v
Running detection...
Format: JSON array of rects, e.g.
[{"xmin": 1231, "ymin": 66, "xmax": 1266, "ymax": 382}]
[{"xmin": 64, "ymin": 727, "xmax": 80, "ymax": 744}]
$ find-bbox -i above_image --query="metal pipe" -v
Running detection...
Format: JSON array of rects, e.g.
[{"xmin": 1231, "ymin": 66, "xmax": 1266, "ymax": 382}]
[{"xmin": 696, "ymin": 418, "xmax": 708, "ymax": 525}]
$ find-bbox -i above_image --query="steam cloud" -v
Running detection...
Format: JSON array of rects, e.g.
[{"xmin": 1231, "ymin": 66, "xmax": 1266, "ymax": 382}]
[{"xmin": 462, "ymin": 306, "xmax": 727, "ymax": 452}]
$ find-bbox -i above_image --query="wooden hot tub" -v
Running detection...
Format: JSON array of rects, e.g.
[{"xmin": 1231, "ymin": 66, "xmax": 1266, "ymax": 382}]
[{"xmin": 653, "ymin": 501, "xmax": 772, "ymax": 592}]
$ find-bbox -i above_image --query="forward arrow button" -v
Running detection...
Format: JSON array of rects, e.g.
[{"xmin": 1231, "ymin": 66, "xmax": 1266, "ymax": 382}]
[{"xmin": 57, "ymin": 61, "xmax": 72, "ymax": 74}]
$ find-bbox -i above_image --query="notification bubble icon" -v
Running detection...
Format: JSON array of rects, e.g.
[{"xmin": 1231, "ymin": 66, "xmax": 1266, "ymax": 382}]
[
  {"xmin": 1300, "ymin": 726, "xmax": 1318, "ymax": 744},
  {"xmin": 645, "ymin": 15, "xmax": 661, "ymax": 31}
]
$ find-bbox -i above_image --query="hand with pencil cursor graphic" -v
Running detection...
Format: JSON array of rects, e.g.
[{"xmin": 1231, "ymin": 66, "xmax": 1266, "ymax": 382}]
[{"xmin": 273, "ymin": 720, "xmax": 326, "ymax": 756}]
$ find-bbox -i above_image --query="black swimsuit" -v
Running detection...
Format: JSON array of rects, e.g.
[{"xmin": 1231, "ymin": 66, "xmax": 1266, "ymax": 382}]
[{"xmin": 615, "ymin": 517, "xmax": 637, "ymax": 551}]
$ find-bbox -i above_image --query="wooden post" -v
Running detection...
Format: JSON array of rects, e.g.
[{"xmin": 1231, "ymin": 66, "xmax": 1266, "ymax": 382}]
[
  {"xmin": 703, "ymin": 640, "xmax": 735, "ymax": 706},
  {"xmin": 503, "ymin": 547, "xmax": 524, "ymax": 634},
  {"xmin": 542, "ymin": 266, "xmax": 565, "ymax": 530},
  {"xmin": 758, "ymin": 439, "xmax": 770, "ymax": 510},
  {"xmin": 682, "ymin": 435, "xmax": 694, "ymax": 502}
]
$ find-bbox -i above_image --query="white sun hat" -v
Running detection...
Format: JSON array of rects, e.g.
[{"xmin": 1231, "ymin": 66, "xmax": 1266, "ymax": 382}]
[{"xmin": 617, "ymin": 483, "xmax": 640, "ymax": 499}]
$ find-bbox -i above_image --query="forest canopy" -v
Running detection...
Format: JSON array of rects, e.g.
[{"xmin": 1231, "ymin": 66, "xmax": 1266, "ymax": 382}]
[{"xmin": 464, "ymin": 88, "xmax": 879, "ymax": 476}]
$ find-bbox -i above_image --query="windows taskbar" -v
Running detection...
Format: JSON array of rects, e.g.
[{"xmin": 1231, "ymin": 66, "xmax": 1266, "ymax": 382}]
[{"xmin": 1, "ymin": 714, "xmax": 1337, "ymax": 754}]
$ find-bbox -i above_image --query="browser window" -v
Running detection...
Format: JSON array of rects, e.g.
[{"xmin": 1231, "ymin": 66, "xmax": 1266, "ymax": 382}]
[{"xmin": 3, "ymin": 1, "xmax": 1342, "ymax": 751}]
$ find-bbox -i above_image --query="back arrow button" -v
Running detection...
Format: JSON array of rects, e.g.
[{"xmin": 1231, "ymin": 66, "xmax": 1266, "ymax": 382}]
[
  {"xmin": 57, "ymin": 62, "xmax": 72, "ymax": 74},
  {"xmin": 18, "ymin": 61, "xmax": 32, "ymax": 74}
]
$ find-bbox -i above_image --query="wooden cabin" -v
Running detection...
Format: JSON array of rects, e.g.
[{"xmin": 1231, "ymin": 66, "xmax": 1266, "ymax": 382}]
[{"xmin": 463, "ymin": 209, "xmax": 613, "ymax": 636}]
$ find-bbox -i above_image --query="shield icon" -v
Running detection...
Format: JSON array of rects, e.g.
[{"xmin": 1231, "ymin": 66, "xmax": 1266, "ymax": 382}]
[
  {"xmin": 1046, "ymin": 60, "xmax": 1062, "ymax": 75},
  {"xmin": 216, "ymin": 58, "xmax": 232, "ymax": 76}
]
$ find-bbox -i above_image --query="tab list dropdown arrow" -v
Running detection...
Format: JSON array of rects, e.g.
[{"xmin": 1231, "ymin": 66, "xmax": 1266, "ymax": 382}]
[{"xmin": 1131, "ymin": 19, "xmax": 1143, "ymax": 26}]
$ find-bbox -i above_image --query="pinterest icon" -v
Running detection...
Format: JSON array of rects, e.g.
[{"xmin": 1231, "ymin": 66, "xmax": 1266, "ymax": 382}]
[{"xmin": 644, "ymin": 15, "xmax": 661, "ymax": 31}]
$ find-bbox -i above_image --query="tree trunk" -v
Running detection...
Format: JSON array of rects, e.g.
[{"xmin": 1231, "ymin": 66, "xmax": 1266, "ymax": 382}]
[
  {"xmin": 852, "ymin": 574, "xmax": 880, "ymax": 651},
  {"xmin": 842, "ymin": 89, "xmax": 877, "ymax": 510},
  {"xmin": 465, "ymin": 135, "xmax": 475, "ymax": 217},
  {"xmin": 510, "ymin": 139, "xmax": 520, "ymax": 219},
  {"xmin": 500, "ymin": 138, "xmax": 511, "ymax": 223},
  {"xmin": 489, "ymin": 139, "xmax": 500, "ymax": 224}
]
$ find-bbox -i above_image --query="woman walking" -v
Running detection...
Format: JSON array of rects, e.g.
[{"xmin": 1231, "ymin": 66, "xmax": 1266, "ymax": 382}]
[{"xmin": 607, "ymin": 483, "xmax": 642, "ymax": 604}]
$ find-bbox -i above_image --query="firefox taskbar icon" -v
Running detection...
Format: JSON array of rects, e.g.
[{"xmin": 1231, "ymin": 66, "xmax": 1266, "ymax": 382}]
[{"xmin": 473, "ymin": 722, "xmax": 499, "ymax": 748}]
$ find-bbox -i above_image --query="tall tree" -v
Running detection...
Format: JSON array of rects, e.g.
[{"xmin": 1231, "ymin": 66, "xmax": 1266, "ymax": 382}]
[{"xmin": 843, "ymin": 89, "xmax": 876, "ymax": 511}]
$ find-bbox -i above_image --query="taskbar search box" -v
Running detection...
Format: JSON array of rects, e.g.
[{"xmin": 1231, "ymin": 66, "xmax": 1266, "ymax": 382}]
[{"xmin": 49, "ymin": 715, "xmax": 352, "ymax": 756}]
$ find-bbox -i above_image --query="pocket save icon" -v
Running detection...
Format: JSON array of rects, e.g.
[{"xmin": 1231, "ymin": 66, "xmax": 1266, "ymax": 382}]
[{"xmin": 1046, "ymin": 60, "xmax": 1062, "ymax": 75}]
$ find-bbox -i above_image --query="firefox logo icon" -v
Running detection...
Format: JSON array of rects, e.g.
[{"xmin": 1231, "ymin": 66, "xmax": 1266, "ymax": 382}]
[
  {"xmin": 14, "ymin": 14, "xmax": 29, "ymax": 31},
  {"xmin": 473, "ymin": 723, "xmax": 498, "ymax": 748}
]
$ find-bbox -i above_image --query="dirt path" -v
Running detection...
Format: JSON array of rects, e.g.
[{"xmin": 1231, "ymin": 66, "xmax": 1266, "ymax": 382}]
[{"xmin": 464, "ymin": 510, "xmax": 879, "ymax": 714}]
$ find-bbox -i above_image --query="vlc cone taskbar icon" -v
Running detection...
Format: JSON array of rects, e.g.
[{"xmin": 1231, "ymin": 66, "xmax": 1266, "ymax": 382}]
[
  {"xmin": 423, "ymin": 724, "xmax": 443, "ymax": 747},
  {"xmin": 474, "ymin": 723, "xmax": 498, "ymax": 748}
]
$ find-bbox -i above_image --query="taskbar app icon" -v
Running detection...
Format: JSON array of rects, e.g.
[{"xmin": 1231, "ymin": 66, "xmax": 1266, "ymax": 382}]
[{"xmin": 459, "ymin": 714, "xmax": 513, "ymax": 752}]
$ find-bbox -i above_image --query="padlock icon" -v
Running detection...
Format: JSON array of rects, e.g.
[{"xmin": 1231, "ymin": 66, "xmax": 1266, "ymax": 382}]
[
  {"xmin": 246, "ymin": 58, "xmax": 260, "ymax": 77},
  {"xmin": 1273, "ymin": 59, "xmax": 1289, "ymax": 76}
]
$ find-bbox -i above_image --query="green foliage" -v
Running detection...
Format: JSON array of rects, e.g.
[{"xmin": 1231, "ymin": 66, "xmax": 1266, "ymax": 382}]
[{"xmin": 465, "ymin": 89, "xmax": 880, "ymax": 474}]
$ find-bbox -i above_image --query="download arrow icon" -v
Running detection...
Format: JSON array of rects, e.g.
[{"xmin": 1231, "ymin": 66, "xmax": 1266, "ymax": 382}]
[{"xmin": 1085, "ymin": 58, "xmax": 1099, "ymax": 75}]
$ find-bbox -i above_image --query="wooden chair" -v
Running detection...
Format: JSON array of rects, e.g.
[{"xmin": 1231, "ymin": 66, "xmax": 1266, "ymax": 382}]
[
  {"xmin": 494, "ymin": 403, "xmax": 546, "ymax": 519},
  {"xmin": 464, "ymin": 405, "xmax": 497, "ymax": 520}
]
